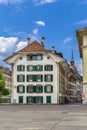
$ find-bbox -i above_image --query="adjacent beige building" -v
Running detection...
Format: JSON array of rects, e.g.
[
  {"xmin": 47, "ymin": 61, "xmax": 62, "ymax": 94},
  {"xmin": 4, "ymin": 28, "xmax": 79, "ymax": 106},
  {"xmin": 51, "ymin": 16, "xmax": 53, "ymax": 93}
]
[{"xmin": 76, "ymin": 27, "xmax": 87, "ymax": 104}]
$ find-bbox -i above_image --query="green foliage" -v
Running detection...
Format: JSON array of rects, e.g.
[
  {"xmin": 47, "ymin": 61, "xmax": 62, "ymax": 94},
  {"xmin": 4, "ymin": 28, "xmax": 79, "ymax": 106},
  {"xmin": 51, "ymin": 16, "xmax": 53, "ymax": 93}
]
[
  {"xmin": 2, "ymin": 88, "xmax": 10, "ymax": 95},
  {"xmin": 0, "ymin": 97, "xmax": 11, "ymax": 103},
  {"xmin": 0, "ymin": 70, "xmax": 9, "ymax": 96}
]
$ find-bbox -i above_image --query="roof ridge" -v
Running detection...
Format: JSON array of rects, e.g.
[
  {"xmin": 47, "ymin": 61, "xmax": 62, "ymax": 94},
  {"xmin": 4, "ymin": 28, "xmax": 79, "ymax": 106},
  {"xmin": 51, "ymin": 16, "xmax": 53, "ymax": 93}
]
[{"xmin": 18, "ymin": 40, "xmax": 46, "ymax": 52}]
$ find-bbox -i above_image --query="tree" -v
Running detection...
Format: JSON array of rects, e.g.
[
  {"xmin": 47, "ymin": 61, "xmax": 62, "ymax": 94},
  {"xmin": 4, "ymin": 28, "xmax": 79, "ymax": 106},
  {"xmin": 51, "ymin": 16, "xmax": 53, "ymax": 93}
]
[
  {"xmin": 0, "ymin": 70, "xmax": 5, "ymax": 93},
  {"xmin": 0, "ymin": 70, "xmax": 10, "ymax": 96},
  {"xmin": 2, "ymin": 88, "xmax": 10, "ymax": 95}
]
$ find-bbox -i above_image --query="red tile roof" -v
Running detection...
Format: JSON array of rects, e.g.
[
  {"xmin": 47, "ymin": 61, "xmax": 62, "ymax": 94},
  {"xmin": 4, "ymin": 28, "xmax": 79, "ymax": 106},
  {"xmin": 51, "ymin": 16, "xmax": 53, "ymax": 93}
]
[{"xmin": 19, "ymin": 41, "xmax": 46, "ymax": 52}]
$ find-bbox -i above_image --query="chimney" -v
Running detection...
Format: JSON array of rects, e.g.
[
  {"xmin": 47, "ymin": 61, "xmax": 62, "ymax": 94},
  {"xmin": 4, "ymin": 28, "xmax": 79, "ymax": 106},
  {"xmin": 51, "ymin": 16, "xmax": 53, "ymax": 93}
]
[
  {"xmin": 51, "ymin": 46, "xmax": 55, "ymax": 53},
  {"xmin": 27, "ymin": 37, "xmax": 30, "ymax": 45},
  {"xmin": 41, "ymin": 36, "xmax": 45, "ymax": 47}
]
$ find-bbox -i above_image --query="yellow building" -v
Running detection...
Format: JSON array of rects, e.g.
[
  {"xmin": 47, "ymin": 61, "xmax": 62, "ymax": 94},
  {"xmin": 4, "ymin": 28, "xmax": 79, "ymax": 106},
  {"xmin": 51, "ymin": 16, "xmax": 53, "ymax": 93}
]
[{"xmin": 76, "ymin": 27, "xmax": 87, "ymax": 104}]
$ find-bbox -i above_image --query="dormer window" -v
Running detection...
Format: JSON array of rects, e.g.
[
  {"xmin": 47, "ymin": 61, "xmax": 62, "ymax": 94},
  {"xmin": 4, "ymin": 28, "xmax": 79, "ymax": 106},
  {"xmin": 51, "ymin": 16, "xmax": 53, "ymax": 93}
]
[
  {"xmin": 37, "ymin": 54, "xmax": 43, "ymax": 60},
  {"xmin": 26, "ymin": 54, "xmax": 43, "ymax": 61}
]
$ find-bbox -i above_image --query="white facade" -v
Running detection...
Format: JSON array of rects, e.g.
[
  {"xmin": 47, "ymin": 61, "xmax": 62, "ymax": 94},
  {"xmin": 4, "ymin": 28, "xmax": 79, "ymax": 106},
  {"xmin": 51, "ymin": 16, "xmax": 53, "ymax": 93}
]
[{"xmin": 5, "ymin": 50, "xmax": 63, "ymax": 104}]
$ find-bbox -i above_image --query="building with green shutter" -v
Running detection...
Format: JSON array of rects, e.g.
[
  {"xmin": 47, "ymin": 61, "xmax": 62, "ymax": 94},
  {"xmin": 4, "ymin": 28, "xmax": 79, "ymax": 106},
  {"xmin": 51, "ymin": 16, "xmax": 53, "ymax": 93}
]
[{"xmin": 4, "ymin": 37, "xmax": 82, "ymax": 104}]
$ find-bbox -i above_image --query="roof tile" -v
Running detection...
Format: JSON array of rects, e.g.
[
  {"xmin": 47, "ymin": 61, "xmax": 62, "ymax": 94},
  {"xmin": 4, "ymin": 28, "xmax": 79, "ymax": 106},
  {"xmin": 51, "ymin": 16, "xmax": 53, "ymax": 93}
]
[{"xmin": 19, "ymin": 41, "xmax": 46, "ymax": 52}]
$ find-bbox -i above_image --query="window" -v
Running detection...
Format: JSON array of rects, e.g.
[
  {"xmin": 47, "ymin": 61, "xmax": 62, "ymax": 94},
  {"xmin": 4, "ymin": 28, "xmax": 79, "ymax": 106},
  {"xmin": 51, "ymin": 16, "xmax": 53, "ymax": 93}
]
[
  {"xmin": 36, "ymin": 85, "xmax": 43, "ymax": 93},
  {"xmin": 27, "ymin": 96, "xmax": 33, "ymax": 104},
  {"xmin": 44, "ymin": 85, "xmax": 53, "ymax": 93},
  {"xmin": 36, "ymin": 75, "xmax": 43, "ymax": 82},
  {"xmin": 26, "ymin": 54, "xmax": 43, "ymax": 61},
  {"xmin": 17, "ymin": 65, "xmax": 25, "ymax": 71},
  {"xmin": 27, "ymin": 65, "xmax": 33, "ymax": 71},
  {"xmin": 36, "ymin": 65, "xmax": 43, "ymax": 71},
  {"xmin": 17, "ymin": 75, "xmax": 25, "ymax": 82},
  {"xmin": 27, "ymin": 85, "xmax": 33, "ymax": 93},
  {"xmin": 44, "ymin": 74, "xmax": 53, "ymax": 82},
  {"xmin": 17, "ymin": 85, "xmax": 25, "ymax": 93},
  {"xmin": 37, "ymin": 54, "xmax": 43, "ymax": 60},
  {"xmin": 36, "ymin": 96, "xmax": 43, "ymax": 103},
  {"xmin": 27, "ymin": 75, "xmax": 34, "ymax": 82},
  {"xmin": 45, "ymin": 65, "xmax": 53, "ymax": 71},
  {"xmin": 26, "ymin": 54, "xmax": 36, "ymax": 60},
  {"xmin": 27, "ymin": 55, "xmax": 33, "ymax": 60}
]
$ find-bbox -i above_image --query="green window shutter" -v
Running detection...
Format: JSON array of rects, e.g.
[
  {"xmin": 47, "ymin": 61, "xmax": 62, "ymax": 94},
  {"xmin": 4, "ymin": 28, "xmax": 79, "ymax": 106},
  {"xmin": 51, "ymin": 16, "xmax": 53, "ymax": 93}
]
[
  {"xmin": 27, "ymin": 75, "xmax": 28, "ymax": 82},
  {"xmin": 33, "ymin": 75, "xmax": 36, "ymax": 82},
  {"xmin": 51, "ymin": 86, "xmax": 53, "ymax": 92},
  {"xmin": 51, "ymin": 65, "xmax": 53, "ymax": 71},
  {"xmin": 27, "ymin": 86, "xmax": 28, "ymax": 93},
  {"xmin": 26, "ymin": 97, "xmax": 28, "ymax": 104},
  {"xmin": 23, "ymin": 75, "xmax": 25, "ymax": 82},
  {"xmin": 33, "ymin": 97, "xmax": 36, "ymax": 103},
  {"xmin": 33, "ymin": 86, "xmax": 36, "ymax": 93},
  {"xmin": 27, "ymin": 66, "xmax": 28, "ymax": 71},
  {"xmin": 17, "ymin": 86, "xmax": 19, "ymax": 93},
  {"xmin": 44, "ymin": 75, "xmax": 46, "ymax": 82},
  {"xmin": 44, "ymin": 65, "xmax": 46, "ymax": 71},
  {"xmin": 33, "ymin": 66, "xmax": 36, "ymax": 71},
  {"xmin": 51, "ymin": 75, "xmax": 53, "ymax": 81},
  {"xmin": 44, "ymin": 86, "xmax": 46, "ymax": 92},
  {"xmin": 23, "ymin": 86, "xmax": 25, "ymax": 93},
  {"xmin": 41, "ymin": 75, "xmax": 43, "ymax": 82},
  {"xmin": 41, "ymin": 86, "xmax": 43, "ymax": 93},
  {"xmin": 41, "ymin": 66, "xmax": 43, "ymax": 71},
  {"xmin": 17, "ymin": 75, "xmax": 19, "ymax": 82},
  {"xmin": 41, "ymin": 96, "xmax": 43, "ymax": 103}
]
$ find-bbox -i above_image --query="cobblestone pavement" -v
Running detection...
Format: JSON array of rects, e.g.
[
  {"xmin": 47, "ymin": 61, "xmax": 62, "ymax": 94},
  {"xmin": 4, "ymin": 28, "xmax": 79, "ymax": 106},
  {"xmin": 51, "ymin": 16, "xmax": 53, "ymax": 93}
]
[{"xmin": 0, "ymin": 104, "xmax": 87, "ymax": 130}]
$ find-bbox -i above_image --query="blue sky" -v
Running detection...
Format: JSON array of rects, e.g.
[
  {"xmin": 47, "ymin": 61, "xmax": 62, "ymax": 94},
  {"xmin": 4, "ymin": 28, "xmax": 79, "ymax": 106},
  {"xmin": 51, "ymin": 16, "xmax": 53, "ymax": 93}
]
[{"xmin": 0, "ymin": 0, "xmax": 87, "ymax": 74}]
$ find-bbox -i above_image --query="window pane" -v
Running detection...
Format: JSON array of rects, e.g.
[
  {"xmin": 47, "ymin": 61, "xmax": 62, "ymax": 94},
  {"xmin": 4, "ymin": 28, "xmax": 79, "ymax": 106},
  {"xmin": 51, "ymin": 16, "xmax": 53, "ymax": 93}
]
[
  {"xmin": 27, "ymin": 85, "xmax": 33, "ymax": 93},
  {"xmin": 17, "ymin": 75, "xmax": 25, "ymax": 82},
  {"xmin": 27, "ymin": 66, "xmax": 33, "ymax": 71},
  {"xmin": 46, "ymin": 85, "xmax": 51, "ymax": 92},
  {"xmin": 27, "ymin": 97, "xmax": 33, "ymax": 103},
  {"xmin": 36, "ymin": 85, "xmax": 42, "ymax": 93},
  {"xmin": 37, "ymin": 54, "xmax": 43, "ymax": 60},
  {"xmin": 36, "ymin": 75, "xmax": 43, "ymax": 82},
  {"xmin": 27, "ymin": 75, "xmax": 33, "ymax": 82},
  {"xmin": 17, "ymin": 85, "xmax": 24, "ymax": 93},
  {"xmin": 17, "ymin": 65, "xmax": 25, "ymax": 71},
  {"xmin": 45, "ymin": 65, "xmax": 53, "ymax": 71},
  {"xmin": 45, "ymin": 75, "xmax": 53, "ymax": 82},
  {"xmin": 36, "ymin": 96, "xmax": 41, "ymax": 103},
  {"xmin": 36, "ymin": 65, "xmax": 43, "ymax": 71},
  {"xmin": 27, "ymin": 55, "xmax": 33, "ymax": 60}
]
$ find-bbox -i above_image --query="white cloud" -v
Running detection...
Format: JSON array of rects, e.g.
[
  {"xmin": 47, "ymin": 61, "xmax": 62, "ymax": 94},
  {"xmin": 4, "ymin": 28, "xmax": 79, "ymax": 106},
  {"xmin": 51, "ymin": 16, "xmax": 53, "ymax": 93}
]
[
  {"xmin": 33, "ymin": 29, "xmax": 39, "ymax": 35},
  {"xmin": 33, "ymin": 0, "xmax": 58, "ymax": 5},
  {"xmin": 35, "ymin": 21, "xmax": 45, "ymax": 26},
  {"xmin": 75, "ymin": 19, "xmax": 87, "ymax": 25},
  {"xmin": 0, "ymin": 0, "xmax": 24, "ymax": 4},
  {"xmin": 0, "ymin": 37, "xmax": 18, "ymax": 55},
  {"xmin": 63, "ymin": 37, "xmax": 72, "ymax": 44},
  {"xmin": 16, "ymin": 41, "xmax": 27, "ymax": 51}
]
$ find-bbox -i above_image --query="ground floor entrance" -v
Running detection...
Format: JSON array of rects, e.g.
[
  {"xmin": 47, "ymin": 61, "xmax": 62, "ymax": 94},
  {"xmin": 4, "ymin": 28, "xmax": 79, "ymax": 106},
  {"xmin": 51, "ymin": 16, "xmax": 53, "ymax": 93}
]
[{"xmin": 19, "ymin": 96, "xmax": 23, "ymax": 103}]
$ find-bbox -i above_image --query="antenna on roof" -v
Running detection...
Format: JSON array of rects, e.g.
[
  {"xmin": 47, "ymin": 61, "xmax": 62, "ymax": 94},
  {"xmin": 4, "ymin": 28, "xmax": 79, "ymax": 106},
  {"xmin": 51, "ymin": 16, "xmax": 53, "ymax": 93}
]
[{"xmin": 41, "ymin": 36, "xmax": 45, "ymax": 47}]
